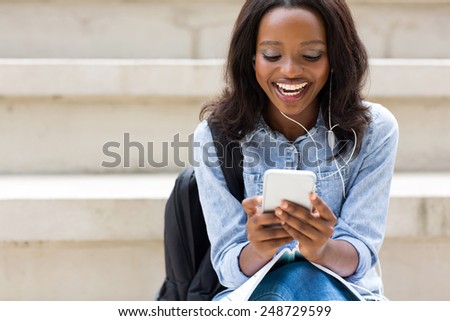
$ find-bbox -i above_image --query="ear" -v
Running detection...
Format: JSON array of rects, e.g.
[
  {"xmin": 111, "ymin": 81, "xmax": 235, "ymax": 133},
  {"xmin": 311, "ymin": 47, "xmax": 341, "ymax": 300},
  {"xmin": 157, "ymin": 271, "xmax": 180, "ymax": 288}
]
[{"xmin": 252, "ymin": 55, "xmax": 256, "ymax": 69}]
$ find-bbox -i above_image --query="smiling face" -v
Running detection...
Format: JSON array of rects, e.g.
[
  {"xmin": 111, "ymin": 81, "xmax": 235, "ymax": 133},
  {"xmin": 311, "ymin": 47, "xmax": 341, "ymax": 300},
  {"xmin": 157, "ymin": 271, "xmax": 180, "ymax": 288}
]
[{"xmin": 255, "ymin": 6, "xmax": 330, "ymax": 129}]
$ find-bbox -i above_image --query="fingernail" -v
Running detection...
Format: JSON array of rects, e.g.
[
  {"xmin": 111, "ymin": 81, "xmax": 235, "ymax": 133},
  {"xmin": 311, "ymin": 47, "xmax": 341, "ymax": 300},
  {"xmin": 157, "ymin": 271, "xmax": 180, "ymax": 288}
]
[
  {"xmin": 281, "ymin": 202, "xmax": 288, "ymax": 209},
  {"xmin": 310, "ymin": 193, "xmax": 317, "ymax": 201},
  {"xmin": 275, "ymin": 209, "xmax": 282, "ymax": 216}
]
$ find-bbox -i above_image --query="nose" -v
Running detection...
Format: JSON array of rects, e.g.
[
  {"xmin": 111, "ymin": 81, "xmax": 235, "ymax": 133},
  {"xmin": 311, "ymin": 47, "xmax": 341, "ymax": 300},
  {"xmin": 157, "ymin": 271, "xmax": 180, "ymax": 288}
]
[{"xmin": 280, "ymin": 57, "xmax": 303, "ymax": 78}]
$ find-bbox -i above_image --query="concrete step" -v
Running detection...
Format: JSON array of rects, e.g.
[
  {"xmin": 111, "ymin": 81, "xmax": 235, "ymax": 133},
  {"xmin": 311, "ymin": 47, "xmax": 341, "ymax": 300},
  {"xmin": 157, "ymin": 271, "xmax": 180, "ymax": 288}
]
[
  {"xmin": 0, "ymin": 58, "xmax": 449, "ymax": 174},
  {"xmin": 0, "ymin": 172, "xmax": 449, "ymax": 300},
  {"xmin": 1, "ymin": 172, "xmax": 449, "ymax": 242},
  {"xmin": 0, "ymin": 174, "xmax": 177, "ymax": 242},
  {"xmin": 386, "ymin": 172, "xmax": 450, "ymax": 238},
  {"xmin": 0, "ymin": 0, "xmax": 448, "ymax": 59},
  {"xmin": 2, "ymin": 58, "xmax": 448, "ymax": 98},
  {"xmin": 0, "ymin": 173, "xmax": 173, "ymax": 300},
  {"xmin": 0, "ymin": 240, "xmax": 164, "ymax": 300}
]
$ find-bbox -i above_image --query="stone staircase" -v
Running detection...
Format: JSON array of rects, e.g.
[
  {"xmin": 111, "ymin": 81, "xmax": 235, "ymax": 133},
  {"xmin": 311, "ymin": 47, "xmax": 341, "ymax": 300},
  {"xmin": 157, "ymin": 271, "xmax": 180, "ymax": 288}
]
[{"xmin": 0, "ymin": 0, "xmax": 449, "ymax": 300}]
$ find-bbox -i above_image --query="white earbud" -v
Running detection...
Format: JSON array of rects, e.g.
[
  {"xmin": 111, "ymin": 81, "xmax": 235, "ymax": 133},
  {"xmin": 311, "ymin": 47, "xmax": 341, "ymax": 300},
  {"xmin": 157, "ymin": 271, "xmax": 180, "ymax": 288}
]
[{"xmin": 327, "ymin": 130, "xmax": 336, "ymax": 150}]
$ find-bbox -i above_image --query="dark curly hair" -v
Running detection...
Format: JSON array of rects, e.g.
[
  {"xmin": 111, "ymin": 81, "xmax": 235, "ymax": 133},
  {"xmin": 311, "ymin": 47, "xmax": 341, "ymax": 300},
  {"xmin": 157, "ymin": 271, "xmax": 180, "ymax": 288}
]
[{"xmin": 201, "ymin": 0, "xmax": 371, "ymax": 155}]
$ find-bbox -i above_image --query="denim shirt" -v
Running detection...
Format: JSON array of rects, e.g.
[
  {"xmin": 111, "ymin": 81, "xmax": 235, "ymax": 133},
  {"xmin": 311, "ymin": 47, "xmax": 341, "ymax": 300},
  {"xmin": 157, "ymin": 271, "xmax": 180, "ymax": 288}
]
[{"xmin": 193, "ymin": 102, "xmax": 399, "ymax": 297}]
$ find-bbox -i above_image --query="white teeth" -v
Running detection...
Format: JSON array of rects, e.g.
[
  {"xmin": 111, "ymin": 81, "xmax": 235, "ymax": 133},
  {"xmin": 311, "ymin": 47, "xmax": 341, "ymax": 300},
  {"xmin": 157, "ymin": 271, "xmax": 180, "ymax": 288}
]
[
  {"xmin": 276, "ymin": 82, "xmax": 308, "ymax": 96},
  {"xmin": 276, "ymin": 82, "xmax": 308, "ymax": 91},
  {"xmin": 283, "ymin": 91, "xmax": 301, "ymax": 96}
]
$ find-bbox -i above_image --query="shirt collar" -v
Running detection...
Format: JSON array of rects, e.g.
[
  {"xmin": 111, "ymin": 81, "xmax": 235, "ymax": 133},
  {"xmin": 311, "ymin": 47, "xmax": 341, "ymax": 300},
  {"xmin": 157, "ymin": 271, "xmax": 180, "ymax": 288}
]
[{"xmin": 243, "ymin": 108, "xmax": 327, "ymax": 143}]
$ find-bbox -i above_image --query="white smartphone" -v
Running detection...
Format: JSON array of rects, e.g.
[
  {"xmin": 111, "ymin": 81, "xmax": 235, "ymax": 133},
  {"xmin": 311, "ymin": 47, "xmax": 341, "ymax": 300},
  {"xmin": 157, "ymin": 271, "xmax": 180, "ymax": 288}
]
[{"xmin": 262, "ymin": 169, "xmax": 317, "ymax": 212}]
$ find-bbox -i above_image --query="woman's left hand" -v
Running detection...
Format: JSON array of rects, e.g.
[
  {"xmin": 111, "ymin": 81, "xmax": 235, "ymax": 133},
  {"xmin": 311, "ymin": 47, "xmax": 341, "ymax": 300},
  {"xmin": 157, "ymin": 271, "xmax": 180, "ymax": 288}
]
[{"xmin": 275, "ymin": 193, "xmax": 337, "ymax": 263}]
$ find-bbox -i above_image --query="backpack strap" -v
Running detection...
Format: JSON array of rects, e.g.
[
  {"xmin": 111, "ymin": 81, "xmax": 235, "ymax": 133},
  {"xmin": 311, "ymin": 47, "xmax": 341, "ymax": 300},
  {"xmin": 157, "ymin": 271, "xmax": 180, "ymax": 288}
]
[
  {"xmin": 157, "ymin": 123, "xmax": 245, "ymax": 301},
  {"xmin": 184, "ymin": 123, "xmax": 244, "ymax": 300},
  {"xmin": 209, "ymin": 122, "xmax": 244, "ymax": 201}
]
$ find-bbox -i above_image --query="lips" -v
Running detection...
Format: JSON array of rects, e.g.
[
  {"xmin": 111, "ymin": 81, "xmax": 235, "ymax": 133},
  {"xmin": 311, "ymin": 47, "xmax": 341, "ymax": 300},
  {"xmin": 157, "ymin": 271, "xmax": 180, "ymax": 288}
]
[{"xmin": 274, "ymin": 81, "xmax": 309, "ymax": 100}]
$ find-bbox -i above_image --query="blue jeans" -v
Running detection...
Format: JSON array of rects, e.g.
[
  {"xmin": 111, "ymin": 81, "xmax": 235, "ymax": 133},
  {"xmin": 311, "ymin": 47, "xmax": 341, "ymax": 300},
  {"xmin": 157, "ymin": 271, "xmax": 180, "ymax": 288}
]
[{"xmin": 248, "ymin": 260, "xmax": 360, "ymax": 301}]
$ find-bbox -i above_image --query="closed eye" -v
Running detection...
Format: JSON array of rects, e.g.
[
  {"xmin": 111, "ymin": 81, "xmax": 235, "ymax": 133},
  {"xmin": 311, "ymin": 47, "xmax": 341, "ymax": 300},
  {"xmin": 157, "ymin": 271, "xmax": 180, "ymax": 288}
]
[
  {"xmin": 303, "ymin": 54, "xmax": 322, "ymax": 62},
  {"xmin": 262, "ymin": 53, "xmax": 281, "ymax": 62}
]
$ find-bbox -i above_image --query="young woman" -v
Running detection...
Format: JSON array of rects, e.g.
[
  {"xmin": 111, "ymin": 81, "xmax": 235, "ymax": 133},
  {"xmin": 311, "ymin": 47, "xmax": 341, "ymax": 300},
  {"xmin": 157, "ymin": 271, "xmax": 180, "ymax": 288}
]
[{"xmin": 194, "ymin": 0, "xmax": 398, "ymax": 301}]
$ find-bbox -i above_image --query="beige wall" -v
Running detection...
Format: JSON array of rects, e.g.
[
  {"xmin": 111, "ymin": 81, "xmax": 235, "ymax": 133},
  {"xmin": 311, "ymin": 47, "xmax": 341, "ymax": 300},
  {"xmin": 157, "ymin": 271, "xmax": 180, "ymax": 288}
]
[{"xmin": 0, "ymin": 0, "xmax": 448, "ymax": 59}]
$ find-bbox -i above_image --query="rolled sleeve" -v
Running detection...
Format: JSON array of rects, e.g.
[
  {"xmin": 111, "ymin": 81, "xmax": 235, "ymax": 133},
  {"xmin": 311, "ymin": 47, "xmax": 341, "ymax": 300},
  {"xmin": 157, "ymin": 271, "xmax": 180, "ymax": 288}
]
[
  {"xmin": 334, "ymin": 104, "xmax": 399, "ymax": 282},
  {"xmin": 333, "ymin": 225, "xmax": 373, "ymax": 283}
]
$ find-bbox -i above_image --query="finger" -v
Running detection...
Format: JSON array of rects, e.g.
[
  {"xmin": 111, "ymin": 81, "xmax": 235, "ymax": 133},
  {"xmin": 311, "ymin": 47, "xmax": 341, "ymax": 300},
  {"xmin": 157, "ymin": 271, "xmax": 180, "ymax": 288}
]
[
  {"xmin": 242, "ymin": 195, "xmax": 263, "ymax": 217},
  {"xmin": 259, "ymin": 236, "xmax": 294, "ymax": 250},
  {"xmin": 281, "ymin": 222, "xmax": 312, "ymax": 244},
  {"xmin": 279, "ymin": 200, "xmax": 315, "ymax": 223},
  {"xmin": 248, "ymin": 235, "xmax": 294, "ymax": 260},
  {"xmin": 277, "ymin": 203, "xmax": 336, "ymax": 239},
  {"xmin": 250, "ymin": 212, "xmax": 284, "ymax": 229},
  {"xmin": 248, "ymin": 218, "xmax": 292, "ymax": 243},
  {"xmin": 275, "ymin": 208, "xmax": 319, "ymax": 240},
  {"xmin": 309, "ymin": 193, "xmax": 336, "ymax": 222},
  {"xmin": 257, "ymin": 225, "xmax": 292, "ymax": 242}
]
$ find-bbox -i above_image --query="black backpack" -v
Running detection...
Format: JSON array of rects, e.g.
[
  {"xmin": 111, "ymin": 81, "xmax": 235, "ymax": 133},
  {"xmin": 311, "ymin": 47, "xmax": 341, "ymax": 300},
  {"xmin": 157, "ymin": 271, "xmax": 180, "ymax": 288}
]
[{"xmin": 156, "ymin": 123, "xmax": 244, "ymax": 301}]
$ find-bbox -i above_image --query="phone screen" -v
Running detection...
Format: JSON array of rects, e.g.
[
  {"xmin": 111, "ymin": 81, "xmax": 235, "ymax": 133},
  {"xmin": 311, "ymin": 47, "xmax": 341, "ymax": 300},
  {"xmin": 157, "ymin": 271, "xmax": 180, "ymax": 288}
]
[{"xmin": 262, "ymin": 169, "xmax": 316, "ymax": 212}]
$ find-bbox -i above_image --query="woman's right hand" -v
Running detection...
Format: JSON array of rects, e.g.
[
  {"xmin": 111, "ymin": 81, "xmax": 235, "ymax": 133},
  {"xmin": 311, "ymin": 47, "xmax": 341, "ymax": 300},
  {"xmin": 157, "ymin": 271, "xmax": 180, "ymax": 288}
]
[{"xmin": 239, "ymin": 195, "xmax": 294, "ymax": 276}]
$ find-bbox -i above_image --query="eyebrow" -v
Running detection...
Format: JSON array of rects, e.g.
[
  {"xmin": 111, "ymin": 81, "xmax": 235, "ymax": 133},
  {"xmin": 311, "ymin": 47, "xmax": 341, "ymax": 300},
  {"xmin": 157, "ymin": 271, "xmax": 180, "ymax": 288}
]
[
  {"xmin": 259, "ymin": 40, "xmax": 326, "ymax": 47},
  {"xmin": 259, "ymin": 40, "xmax": 282, "ymax": 47},
  {"xmin": 300, "ymin": 40, "xmax": 326, "ymax": 46}
]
